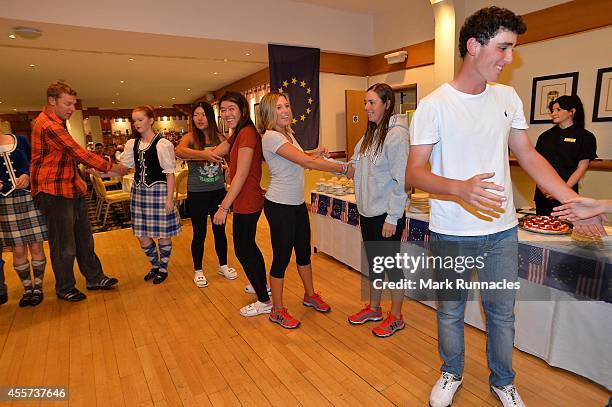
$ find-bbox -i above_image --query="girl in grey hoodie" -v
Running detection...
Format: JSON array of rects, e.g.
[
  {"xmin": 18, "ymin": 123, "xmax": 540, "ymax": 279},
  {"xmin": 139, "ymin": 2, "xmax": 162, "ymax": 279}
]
[{"xmin": 347, "ymin": 83, "xmax": 409, "ymax": 338}]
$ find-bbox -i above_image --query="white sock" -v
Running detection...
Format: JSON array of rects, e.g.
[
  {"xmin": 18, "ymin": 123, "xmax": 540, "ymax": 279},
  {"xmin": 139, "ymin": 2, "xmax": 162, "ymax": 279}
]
[{"xmin": 219, "ymin": 265, "xmax": 228, "ymax": 273}]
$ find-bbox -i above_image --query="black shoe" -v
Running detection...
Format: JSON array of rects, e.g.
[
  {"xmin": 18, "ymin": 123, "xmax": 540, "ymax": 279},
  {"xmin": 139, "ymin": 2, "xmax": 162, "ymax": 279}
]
[
  {"xmin": 57, "ymin": 288, "xmax": 87, "ymax": 302},
  {"xmin": 87, "ymin": 276, "xmax": 119, "ymax": 290},
  {"xmin": 153, "ymin": 271, "xmax": 168, "ymax": 284},
  {"xmin": 144, "ymin": 268, "xmax": 159, "ymax": 281},
  {"xmin": 19, "ymin": 289, "xmax": 34, "ymax": 307},
  {"xmin": 0, "ymin": 293, "xmax": 7, "ymax": 305},
  {"xmin": 30, "ymin": 289, "xmax": 44, "ymax": 306}
]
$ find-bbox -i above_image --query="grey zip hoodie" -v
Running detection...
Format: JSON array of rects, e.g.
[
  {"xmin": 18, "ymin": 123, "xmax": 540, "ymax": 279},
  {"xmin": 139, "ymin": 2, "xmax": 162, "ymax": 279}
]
[{"xmin": 350, "ymin": 114, "xmax": 409, "ymax": 225}]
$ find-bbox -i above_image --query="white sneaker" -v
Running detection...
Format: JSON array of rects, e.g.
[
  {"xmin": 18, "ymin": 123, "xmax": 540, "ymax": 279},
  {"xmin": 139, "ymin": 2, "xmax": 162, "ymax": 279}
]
[
  {"xmin": 193, "ymin": 270, "xmax": 208, "ymax": 288},
  {"xmin": 429, "ymin": 372, "xmax": 463, "ymax": 407},
  {"xmin": 218, "ymin": 265, "xmax": 238, "ymax": 280},
  {"xmin": 491, "ymin": 384, "xmax": 526, "ymax": 407},
  {"xmin": 244, "ymin": 284, "xmax": 271, "ymax": 296},
  {"xmin": 239, "ymin": 301, "xmax": 272, "ymax": 317}
]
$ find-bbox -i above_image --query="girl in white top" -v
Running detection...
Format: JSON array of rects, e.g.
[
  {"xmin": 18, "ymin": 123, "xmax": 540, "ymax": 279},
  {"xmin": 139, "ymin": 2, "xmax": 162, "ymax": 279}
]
[
  {"xmin": 258, "ymin": 92, "xmax": 347, "ymax": 329},
  {"xmin": 121, "ymin": 105, "xmax": 181, "ymax": 284}
]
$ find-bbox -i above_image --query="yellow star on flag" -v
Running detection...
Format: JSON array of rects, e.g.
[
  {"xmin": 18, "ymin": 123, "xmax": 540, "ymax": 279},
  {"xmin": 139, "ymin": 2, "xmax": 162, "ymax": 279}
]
[
  {"xmin": 300, "ymin": 81, "xmax": 306, "ymax": 87},
  {"xmin": 306, "ymin": 88, "xmax": 311, "ymax": 94},
  {"xmin": 292, "ymin": 118, "xmax": 297, "ymax": 124},
  {"xmin": 300, "ymin": 115, "xmax": 306, "ymax": 121},
  {"xmin": 282, "ymin": 80, "xmax": 288, "ymax": 87},
  {"xmin": 278, "ymin": 87, "xmax": 283, "ymax": 93},
  {"xmin": 306, "ymin": 108, "xmax": 311, "ymax": 114},
  {"xmin": 291, "ymin": 78, "xmax": 297, "ymax": 84},
  {"xmin": 308, "ymin": 98, "xmax": 313, "ymax": 104}
]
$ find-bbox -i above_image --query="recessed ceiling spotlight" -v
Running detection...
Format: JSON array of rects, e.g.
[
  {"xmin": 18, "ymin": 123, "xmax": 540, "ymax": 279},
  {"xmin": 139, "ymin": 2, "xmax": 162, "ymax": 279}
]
[
  {"xmin": 213, "ymin": 72, "xmax": 218, "ymax": 75},
  {"xmin": 223, "ymin": 58, "xmax": 228, "ymax": 62},
  {"xmin": 172, "ymin": 97, "xmax": 176, "ymax": 100},
  {"xmin": 13, "ymin": 108, "xmax": 17, "ymax": 111},
  {"xmin": 158, "ymin": 105, "xmax": 162, "ymax": 108},
  {"xmin": 187, "ymin": 88, "xmax": 191, "ymax": 91},
  {"xmin": 120, "ymin": 80, "xmax": 125, "ymax": 84},
  {"xmin": 111, "ymin": 101, "xmax": 116, "ymax": 104},
  {"xmin": 8, "ymin": 34, "xmax": 16, "ymax": 39},
  {"xmin": 245, "ymin": 52, "xmax": 250, "ymax": 56},
  {"xmin": 0, "ymin": 101, "xmax": 3, "ymax": 104},
  {"xmin": 13, "ymin": 26, "xmax": 42, "ymax": 40},
  {"xmin": 29, "ymin": 63, "xmax": 36, "ymax": 67},
  {"xmin": 128, "ymin": 58, "xmax": 134, "ymax": 61}
]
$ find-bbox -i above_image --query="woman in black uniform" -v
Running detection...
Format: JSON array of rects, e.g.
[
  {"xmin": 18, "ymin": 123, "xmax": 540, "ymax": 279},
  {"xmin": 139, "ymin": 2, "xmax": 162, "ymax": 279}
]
[{"xmin": 534, "ymin": 95, "xmax": 597, "ymax": 215}]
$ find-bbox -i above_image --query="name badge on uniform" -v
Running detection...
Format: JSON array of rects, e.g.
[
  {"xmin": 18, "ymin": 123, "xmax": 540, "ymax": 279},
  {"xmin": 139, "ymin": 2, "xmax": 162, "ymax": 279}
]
[{"xmin": 564, "ymin": 138, "xmax": 576, "ymax": 142}]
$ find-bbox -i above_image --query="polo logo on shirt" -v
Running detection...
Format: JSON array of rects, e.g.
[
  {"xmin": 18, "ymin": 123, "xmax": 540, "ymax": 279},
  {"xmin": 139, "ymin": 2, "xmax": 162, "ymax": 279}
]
[
  {"xmin": 564, "ymin": 138, "xmax": 576, "ymax": 142},
  {"xmin": 504, "ymin": 111, "xmax": 508, "ymax": 117}
]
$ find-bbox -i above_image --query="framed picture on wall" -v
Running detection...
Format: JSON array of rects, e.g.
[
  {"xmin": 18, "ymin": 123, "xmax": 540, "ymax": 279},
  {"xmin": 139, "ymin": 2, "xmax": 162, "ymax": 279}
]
[
  {"xmin": 529, "ymin": 72, "xmax": 579, "ymax": 124},
  {"xmin": 592, "ymin": 67, "xmax": 612, "ymax": 122}
]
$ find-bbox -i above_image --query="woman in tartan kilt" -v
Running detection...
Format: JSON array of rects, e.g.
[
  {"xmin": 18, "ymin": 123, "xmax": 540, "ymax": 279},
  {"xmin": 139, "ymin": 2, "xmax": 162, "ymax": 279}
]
[
  {"xmin": 0, "ymin": 134, "xmax": 48, "ymax": 306},
  {"xmin": 120, "ymin": 106, "xmax": 181, "ymax": 284}
]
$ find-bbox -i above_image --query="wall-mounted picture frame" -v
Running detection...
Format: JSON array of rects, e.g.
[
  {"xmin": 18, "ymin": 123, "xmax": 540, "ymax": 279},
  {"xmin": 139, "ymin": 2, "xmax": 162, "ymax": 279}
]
[
  {"xmin": 529, "ymin": 72, "xmax": 579, "ymax": 124},
  {"xmin": 592, "ymin": 67, "xmax": 612, "ymax": 122}
]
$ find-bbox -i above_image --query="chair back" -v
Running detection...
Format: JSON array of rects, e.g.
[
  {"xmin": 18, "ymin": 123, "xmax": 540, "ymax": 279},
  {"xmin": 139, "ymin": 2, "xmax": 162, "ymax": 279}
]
[
  {"xmin": 174, "ymin": 170, "xmax": 188, "ymax": 200},
  {"xmin": 90, "ymin": 174, "xmax": 107, "ymax": 199}
]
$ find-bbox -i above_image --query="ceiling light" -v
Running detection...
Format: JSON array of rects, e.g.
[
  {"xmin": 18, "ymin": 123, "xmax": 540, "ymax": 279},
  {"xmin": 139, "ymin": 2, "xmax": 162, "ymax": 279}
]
[
  {"xmin": 187, "ymin": 88, "xmax": 191, "ymax": 91},
  {"xmin": 29, "ymin": 63, "xmax": 36, "ymax": 67},
  {"xmin": 128, "ymin": 58, "xmax": 134, "ymax": 61},
  {"xmin": 111, "ymin": 101, "xmax": 116, "ymax": 104},
  {"xmin": 172, "ymin": 97, "xmax": 176, "ymax": 100},
  {"xmin": 223, "ymin": 58, "xmax": 228, "ymax": 62},
  {"xmin": 0, "ymin": 101, "xmax": 3, "ymax": 104},
  {"xmin": 158, "ymin": 105, "xmax": 162, "ymax": 108},
  {"xmin": 120, "ymin": 80, "xmax": 124, "ymax": 84},
  {"xmin": 13, "ymin": 108, "xmax": 17, "ymax": 111},
  {"xmin": 213, "ymin": 72, "xmax": 218, "ymax": 75},
  {"xmin": 13, "ymin": 26, "xmax": 42, "ymax": 40},
  {"xmin": 245, "ymin": 52, "xmax": 250, "ymax": 56},
  {"xmin": 8, "ymin": 34, "xmax": 16, "ymax": 39}
]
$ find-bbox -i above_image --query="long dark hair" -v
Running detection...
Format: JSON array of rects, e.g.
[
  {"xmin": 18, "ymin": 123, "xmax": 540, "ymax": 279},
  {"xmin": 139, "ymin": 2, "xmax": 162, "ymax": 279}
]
[
  {"xmin": 549, "ymin": 94, "xmax": 585, "ymax": 129},
  {"xmin": 191, "ymin": 101, "xmax": 221, "ymax": 149},
  {"xmin": 219, "ymin": 91, "xmax": 256, "ymax": 146},
  {"xmin": 360, "ymin": 83, "xmax": 395, "ymax": 156}
]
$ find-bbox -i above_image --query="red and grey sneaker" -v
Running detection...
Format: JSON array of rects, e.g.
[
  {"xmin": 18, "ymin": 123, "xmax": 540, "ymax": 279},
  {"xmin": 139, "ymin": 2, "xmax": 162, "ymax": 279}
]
[
  {"xmin": 303, "ymin": 292, "xmax": 331, "ymax": 313},
  {"xmin": 269, "ymin": 307, "xmax": 301, "ymax": 329},
  {"xmin": 372, "ymin": 313, "xmax": 405, "ymax": 337},
  {"xmin": 348, "ymin": 304, "xmax": 383, "ymax": 325}
]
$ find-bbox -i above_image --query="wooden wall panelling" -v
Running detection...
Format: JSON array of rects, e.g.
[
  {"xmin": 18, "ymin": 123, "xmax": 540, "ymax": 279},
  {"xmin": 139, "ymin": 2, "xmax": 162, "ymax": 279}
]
[{"xmin": 366, "ymin": 40, "xmax": 435, "ymax": 77}]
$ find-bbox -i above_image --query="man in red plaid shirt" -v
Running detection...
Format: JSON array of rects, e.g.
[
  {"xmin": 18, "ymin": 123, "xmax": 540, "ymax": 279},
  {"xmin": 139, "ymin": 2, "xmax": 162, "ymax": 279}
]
[{"xmin": 31, "ymin": 82, "xmax": 129, "ymax": 302}]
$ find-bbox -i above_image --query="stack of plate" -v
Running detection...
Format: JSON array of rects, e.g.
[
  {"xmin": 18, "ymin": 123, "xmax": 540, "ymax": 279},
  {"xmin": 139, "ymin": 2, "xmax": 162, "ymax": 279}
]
[{"xmin": 408, "ymin": 193, "xmax": 430, "ymax": 213}]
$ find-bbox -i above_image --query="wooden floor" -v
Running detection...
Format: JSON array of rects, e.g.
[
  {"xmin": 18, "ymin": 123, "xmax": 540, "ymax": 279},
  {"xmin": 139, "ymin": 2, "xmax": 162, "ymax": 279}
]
[{"xmin": 0, "ymin": 215, "xmax": 609, "ymax": 407}]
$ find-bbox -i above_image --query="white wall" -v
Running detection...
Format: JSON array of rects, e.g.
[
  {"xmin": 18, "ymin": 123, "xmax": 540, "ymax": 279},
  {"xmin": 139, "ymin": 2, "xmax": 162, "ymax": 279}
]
[
  {"xmin": 319, "ymin": 73, "xmax": 368, "ymax": 152},
  {"xmin": 372, "ymin": 0, "xmax": 434, "ymax": 53},
  {"xmin": 368, "ymin": 65, "xmax": 436, "ymax": 105}
]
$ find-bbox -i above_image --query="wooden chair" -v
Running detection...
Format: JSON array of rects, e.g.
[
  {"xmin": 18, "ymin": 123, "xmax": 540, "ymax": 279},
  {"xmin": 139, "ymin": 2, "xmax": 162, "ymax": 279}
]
[
  {"xmin": 90, "ymin": 174, "xmax": 131, "ymax": 228},
  {"xmin": 174, "ymin": 170, "xmax": 188, "ymax": 204}
]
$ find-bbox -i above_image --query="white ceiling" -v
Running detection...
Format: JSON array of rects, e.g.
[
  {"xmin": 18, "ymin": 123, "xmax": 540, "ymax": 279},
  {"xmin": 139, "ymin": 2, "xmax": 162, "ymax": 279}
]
[{"xmin": 0, "ymin": 18, "xmax": 268, "ymax": 113}]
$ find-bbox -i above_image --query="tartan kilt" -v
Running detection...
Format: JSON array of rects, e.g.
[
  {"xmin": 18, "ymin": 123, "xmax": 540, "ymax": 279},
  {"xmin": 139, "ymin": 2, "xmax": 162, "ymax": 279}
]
[
  {"xmin": 0, "ymin": 189, "xmax": 48, "ymax": 246},
  {"xmin": 131, "ymin": 182, "xmax": 181, "ymax": 238}
]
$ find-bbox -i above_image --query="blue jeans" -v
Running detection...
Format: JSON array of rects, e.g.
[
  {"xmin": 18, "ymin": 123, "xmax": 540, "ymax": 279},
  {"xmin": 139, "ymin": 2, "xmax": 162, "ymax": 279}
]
[{"xmin": 430, "ymin": 226, "xmax": 518, "ymax": 387}]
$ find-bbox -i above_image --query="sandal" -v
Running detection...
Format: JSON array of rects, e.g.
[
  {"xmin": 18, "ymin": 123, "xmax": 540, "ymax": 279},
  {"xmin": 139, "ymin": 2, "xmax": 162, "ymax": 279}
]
[
  {"xmin": 218, "ymin": 266, "xmax": 237, "ymax": 280},
  {"xmin": 57, "ymin": 288, "xmax": 87, "ymax": 302},
  {"xmin": 194, "ymin": 270, "xmax": 208, "ymax": 288},
  {"xmin": 239, "ymin": 301, "xmax": 272, "ymax": 317}
]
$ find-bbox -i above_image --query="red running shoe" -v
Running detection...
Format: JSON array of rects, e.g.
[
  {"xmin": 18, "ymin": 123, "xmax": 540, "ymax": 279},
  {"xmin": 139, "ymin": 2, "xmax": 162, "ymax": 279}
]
[
  {"xmin": 303, "ymin": 292, "xmax": 331, "ymax": 313},
  {"xmin": 348, "ymin": 304, "xmax": 383, "ymax": 325},
  {"xmin": 372, "ymin": 313, "xmax": 405, "ymax": 337},
  {"xmin": 269, "ymin": 307, "xmax": 301, "ymax": 329}
]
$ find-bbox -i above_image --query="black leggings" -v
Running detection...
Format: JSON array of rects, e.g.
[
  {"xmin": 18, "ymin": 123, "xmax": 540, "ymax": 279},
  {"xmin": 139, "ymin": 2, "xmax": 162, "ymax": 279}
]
[
  {"xmin": 233, "ymin": 211, "xmax": 269, "ymax": 302},
  {"xmin": 360, "ymin": 213, "xmax": 406, "ymax": 282},
  {"xmin": 187, "ymin": 189, "xmax": 228, "ymax": 270},
  {"xmin": 263, "ymin": 199, "xmax": 311, "ymax": 279}
]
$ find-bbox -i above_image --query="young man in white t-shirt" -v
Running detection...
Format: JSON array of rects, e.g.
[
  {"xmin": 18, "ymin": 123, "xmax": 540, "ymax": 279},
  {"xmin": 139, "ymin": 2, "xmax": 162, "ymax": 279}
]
[{"xmin": 407, "ymin": 7, "xmax": 605, "ymax": 407}]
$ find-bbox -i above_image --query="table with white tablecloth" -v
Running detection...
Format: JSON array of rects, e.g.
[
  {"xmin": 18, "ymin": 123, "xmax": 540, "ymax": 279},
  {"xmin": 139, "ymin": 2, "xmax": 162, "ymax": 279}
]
[{"xmin": 310, "ymin": 191, "xmax": 612, "ymax": 390}]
